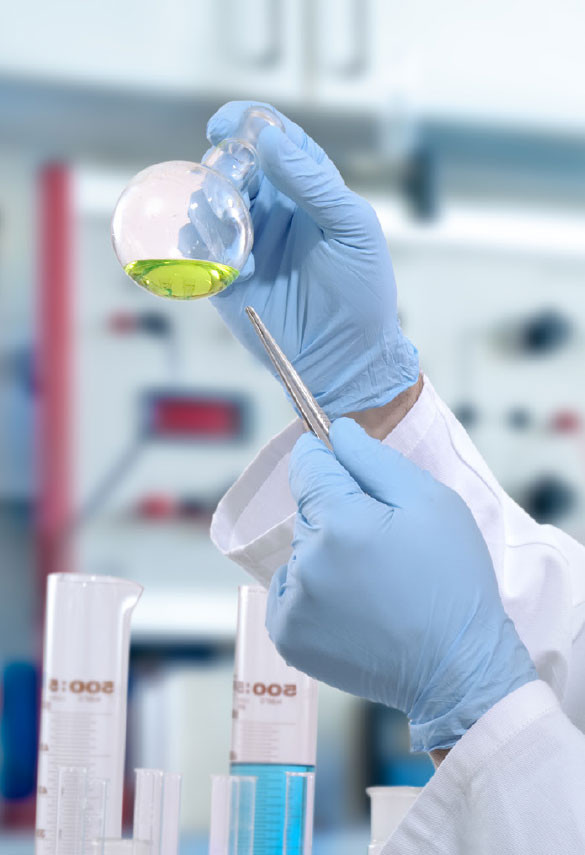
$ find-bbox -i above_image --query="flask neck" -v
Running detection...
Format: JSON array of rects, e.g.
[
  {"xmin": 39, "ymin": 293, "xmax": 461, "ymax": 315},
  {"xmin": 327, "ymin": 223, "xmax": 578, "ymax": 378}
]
[
  {"xmin": 202, "ymin": 140, "xmax": 259, "ymax": 194},
  {"xmin": 202, "ymin": 105, "xmax": 285, "ymax": 194}
]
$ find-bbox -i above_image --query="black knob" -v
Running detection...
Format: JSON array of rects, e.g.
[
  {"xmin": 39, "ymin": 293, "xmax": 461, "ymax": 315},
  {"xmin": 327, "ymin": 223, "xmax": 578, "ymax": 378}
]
[
  {"xmin": 507, "ymin": 408, "xmax": 532, "ymax": 430},
  {"xmin": 519, "ymin": 310, "xmax": 572, "ymax": 355},
  {"xmin": 521, "ymin": 475, "xmax": 576, "ymax": 523},
  {"xmin": 453, "ymin": 403, "xmax": 478, "ymax": 430}
]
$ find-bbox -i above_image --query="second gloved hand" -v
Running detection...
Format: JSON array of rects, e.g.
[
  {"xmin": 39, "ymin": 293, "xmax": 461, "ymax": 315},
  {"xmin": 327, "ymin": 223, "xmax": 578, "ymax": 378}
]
[
  {"xmin": 266, "ymin": 418, "xmax": 537, "ymax": 751},
  {"xmin": 206, "ymin": 101, "xmax": 418, "ymax": 419}
]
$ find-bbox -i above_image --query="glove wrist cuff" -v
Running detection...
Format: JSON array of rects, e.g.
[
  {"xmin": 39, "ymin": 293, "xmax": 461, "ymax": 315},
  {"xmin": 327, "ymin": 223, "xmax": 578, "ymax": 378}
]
[
  {"xmin": 408, "ymin": 618, "xmax": 538, "ymax": 752},
  {"xmin": 319, "ymin": 333, "xmax": 419, "ymax": 420}
]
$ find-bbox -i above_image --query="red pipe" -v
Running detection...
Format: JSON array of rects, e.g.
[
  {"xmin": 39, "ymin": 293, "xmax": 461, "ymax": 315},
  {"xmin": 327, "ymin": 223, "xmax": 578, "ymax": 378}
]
[{"xmin": 36, "ymin": 164, "xmax": 72, "ymax": 595}]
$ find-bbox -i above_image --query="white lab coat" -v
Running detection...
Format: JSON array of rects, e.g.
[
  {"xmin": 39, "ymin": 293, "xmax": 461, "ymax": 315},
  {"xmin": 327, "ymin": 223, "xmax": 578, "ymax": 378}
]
[{"xmin": 211, "ymin": 377, "xmax": 585, "ymax": 853}]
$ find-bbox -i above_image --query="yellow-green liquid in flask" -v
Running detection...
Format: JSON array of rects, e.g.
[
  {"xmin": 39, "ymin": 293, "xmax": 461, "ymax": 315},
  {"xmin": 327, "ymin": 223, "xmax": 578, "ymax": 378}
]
[{"xmin": 124, "ymin": 259, "xmax": 239, "ymax": 299}]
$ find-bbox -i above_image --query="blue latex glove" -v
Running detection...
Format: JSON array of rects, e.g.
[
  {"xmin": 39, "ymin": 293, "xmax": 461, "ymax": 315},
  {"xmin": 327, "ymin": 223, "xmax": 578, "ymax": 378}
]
[
  {"xmin": 266, "ymin": 418, "xmax": 538, "ymax": 751},
  {"xmin": 205, "ymin": 101, "xmax": 418, "ymax": 420}
]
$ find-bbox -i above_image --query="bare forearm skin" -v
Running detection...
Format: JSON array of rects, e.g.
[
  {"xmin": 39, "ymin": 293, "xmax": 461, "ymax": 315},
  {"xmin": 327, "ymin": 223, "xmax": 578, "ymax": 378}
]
[
  {"xmin": 346, "ymin": 374, "xmax": 424, "ymax": 440},
  {"xmin": 430, "ymin": 748, "xmax": 450, "ymax": 767}
]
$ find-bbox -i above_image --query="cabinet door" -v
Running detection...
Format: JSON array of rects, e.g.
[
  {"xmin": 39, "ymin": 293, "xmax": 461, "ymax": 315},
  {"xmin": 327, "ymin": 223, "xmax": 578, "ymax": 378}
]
[
  {"xmin": 209, "ymin": 0, "xmax": 304, "ymax": 103},
  {"xmin": 312, "ymin": 0, "xmax": 585, "ymax": 128},
  {"xmin": 369, "ymin": 0, "xmax": 585, "ymax": 129},
  {"xmin": 0, "ymin": 0, "xmax": 218, "ymax": 93},
  {"xmin": 312, "ymin": 0, "xmax": 378, "ymax": 106}
]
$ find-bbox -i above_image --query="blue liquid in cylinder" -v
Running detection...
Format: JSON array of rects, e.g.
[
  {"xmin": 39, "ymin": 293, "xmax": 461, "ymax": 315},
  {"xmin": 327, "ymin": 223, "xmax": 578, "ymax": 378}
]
[
  {"xmin": 230, "ymin": 763, "xmax": 314, "ymax": 855},
  {"xmin": 231, "ymin": 588, "xmax": 318, "ymax": 855}
]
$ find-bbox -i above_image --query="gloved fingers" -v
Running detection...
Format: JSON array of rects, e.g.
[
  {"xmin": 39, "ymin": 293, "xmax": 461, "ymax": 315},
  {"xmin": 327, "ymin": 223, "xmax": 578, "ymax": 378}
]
[
  {"xmin": 236, "ymin": 252, "xmax": 255, "ymax": 281},
  {"xmin": 257, "ymin": 125, "xmax": 368, "ymax": 243},
  {"xmin": 288, "ymin": 431, "xmax": 361, "ymax": 524},
  {"xmin": 208, "ymin": 102, "xmax": 374, "ymax": 244},
  {"xmin": 266, "ymin": 557, "xmax": 305, "ymax": 636},
  {"xmin": 201, "ymin": 145, "xmax": 215, "ymax": 162},
  {"xmin": 330, "ymin": 417, "xmax": 433, "ymax": 507},
  {"xmin": 265, "ymin": 560, "xmax": 300, "ymax": 666},
  {"xmin": 207, "ymin": 100, "xmax": 328, "ymax": 166},
  {"xmin": 268, "ymin": 562, "xmax": 289, "ymax": 603}
]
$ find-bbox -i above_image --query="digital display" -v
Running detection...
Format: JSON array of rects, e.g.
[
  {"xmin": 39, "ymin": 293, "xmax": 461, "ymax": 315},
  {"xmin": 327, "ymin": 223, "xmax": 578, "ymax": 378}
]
[{"xmin": 144, "ymin": 393, "xmax": 246, "ymax": 440}]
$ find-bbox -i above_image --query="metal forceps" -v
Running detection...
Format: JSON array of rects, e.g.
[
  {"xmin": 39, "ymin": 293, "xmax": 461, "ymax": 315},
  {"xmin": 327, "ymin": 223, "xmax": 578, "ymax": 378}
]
[{"xmin": 245, "ymin": 306, "xmax": 332, "ymax": 450}]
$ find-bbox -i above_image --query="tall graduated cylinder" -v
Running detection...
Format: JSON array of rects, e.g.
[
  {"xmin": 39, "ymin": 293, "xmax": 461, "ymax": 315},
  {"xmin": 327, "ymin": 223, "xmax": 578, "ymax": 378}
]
[
  {"xmin": 35, "ymin": 573, "xmax": 142, "ymax": 854},
  {"xmin": 230, "ymin": 586, "xmax": 318, "ymax": 854}
]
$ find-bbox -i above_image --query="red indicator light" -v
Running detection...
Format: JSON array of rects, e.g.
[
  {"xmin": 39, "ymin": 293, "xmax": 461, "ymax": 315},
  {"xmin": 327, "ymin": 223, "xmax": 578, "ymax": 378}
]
[
  {"xmin": 109, "ymin": 312, "xmax": 137, "ymax": 334},
  {"xmin": 137, "ymin": 494, "xmax": 176, "ymax": 519},
  {"xmin": 147, "ymin": 395, "xmax": 244, "ymax": 439},
  {"xmin": 550, "ymin": 411, "xmax": 582, "ymax": 434}
]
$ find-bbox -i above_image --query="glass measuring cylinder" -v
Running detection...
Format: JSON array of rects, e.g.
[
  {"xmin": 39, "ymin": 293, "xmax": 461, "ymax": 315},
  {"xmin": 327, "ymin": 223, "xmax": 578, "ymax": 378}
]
[
  {"xmin": 54, "ymin": 766, "xmax": 107, "ymax": 855},
  {"xmin": 35, "ymin": 574, "xmax": 142, "ymax": 855},
  {"xmin": 283, "ymin": 772, "xmax": 314, "ymax": 855},
  {"xmin": 133, "ymin": 769, "xmax": 182, "ymax": 855},
  {"xmin": 229, "ymin": 587, "xmax": 318, "ymax": 855},
  {"xmin": 208, "ymin": 774, "xmax": 257, "ymax": 855},
  {"xmin": 111, "ymin": 106, "xmax": 285, "ymax": 300},
  {"xmin": 87, "ymin": 842, "xmax": 152, "ymax": 854}
]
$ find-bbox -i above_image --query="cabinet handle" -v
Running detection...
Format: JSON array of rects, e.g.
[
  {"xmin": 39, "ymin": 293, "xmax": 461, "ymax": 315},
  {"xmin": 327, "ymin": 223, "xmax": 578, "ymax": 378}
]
[
  {"xmin": 316, "ymin": 0, "xmax": 369, "ymax": 78},
  {"xmin": 223, "ymin": 0, "xmax": 282, "ymax": 69}
]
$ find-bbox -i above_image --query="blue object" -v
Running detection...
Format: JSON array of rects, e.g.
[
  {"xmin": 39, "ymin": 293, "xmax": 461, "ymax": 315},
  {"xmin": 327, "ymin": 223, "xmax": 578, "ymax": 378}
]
[
  {"xmin": 384, "ymin": 754, "xmax": 434, "ymax": 787},
  {"xmin": 230, "ymin": 763, "xmax": 314, "ymax": 854},
  {"xmin": 266, "ymin": 417, "xmax": 538, "ymax": 752},
  {"xmin": 1, "ymin": 662, "xmax": 39, "ymax": 800},
  {"xmin": 205, "ymin": 101, "xmax": 419, "ymax": 420},
  {"xmin": 366, "ymin": 704, "xmax": 434, "ymax": 788}
]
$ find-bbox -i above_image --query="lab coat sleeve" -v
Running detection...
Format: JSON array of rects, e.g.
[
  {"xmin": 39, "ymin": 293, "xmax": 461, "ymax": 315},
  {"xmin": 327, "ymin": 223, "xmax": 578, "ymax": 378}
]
[
  {"xmin": 210, "ymin": 376, "xmax": 585, "ymax": 728},
  {"xmin": 382, "ymin": 680, "xmax": 585, "ymax": 855}
]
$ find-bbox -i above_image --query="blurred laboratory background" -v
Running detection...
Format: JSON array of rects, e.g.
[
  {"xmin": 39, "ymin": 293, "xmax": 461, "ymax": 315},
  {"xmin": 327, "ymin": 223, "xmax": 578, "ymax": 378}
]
[{"xmin": 1, "ymin": 0, "xmax": 585, "ymax": 852}]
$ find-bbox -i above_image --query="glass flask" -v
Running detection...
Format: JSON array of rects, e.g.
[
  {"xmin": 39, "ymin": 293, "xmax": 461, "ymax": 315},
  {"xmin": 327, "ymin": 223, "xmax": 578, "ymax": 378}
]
[{"xmin": 111, "ymin": 106, "xmax": 284, "ymax": 300}]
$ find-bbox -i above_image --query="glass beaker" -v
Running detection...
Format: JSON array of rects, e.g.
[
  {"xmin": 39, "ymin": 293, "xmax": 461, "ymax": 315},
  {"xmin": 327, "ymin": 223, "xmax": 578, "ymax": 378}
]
[
  {"xmin": 111, "ymin": 106, "xmax": 284, "ymax": 300},
  {"xmin": 35, "ymin": 573, "xmax": 142, "ymax": 855},
  {"xmin": 366, "ymin": 786, "xmax": 421, "ymax": 854}
]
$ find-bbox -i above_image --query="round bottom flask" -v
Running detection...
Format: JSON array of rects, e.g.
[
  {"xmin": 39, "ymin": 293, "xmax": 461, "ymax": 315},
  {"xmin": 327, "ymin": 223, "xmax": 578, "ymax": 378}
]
[{"xmin": 111, "ymin": 107, "xmax": 284, "ymax": 300}]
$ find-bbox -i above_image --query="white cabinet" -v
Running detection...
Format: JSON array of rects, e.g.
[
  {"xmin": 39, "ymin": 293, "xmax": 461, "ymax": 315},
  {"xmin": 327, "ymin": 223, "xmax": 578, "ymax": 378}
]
[
  {"xmin": 0, "ymin": 0, "xmax": 306, "ymax": 101},
  {"xmin": 311, "ymin": 0, "xmax": 390, "ymax": 108},
  {"xmin": 368, "ymin": 0, "xmax": 585, "ymax": 129},
  {"xmin": 211, "ymin": 0, "xmax": 305, "ymax": 102},
  {"xmin": 0, "ymin": 0, "xmax": 216, "ymax": 92},
  {"xmin": 3, "ymin": 0, "xmax": 585, "ymax": 129},
  {"xmin": 312, "ymin": 0, "xmax": 585, "ymax": 129}
]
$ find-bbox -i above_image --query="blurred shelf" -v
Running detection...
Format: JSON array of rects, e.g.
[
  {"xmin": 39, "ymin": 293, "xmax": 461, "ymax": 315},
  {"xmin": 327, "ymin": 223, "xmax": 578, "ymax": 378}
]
[
  {"xmin": 0, "ymin": 828, "xmax": 369, "ymax": 853},
  {"xmin": 90, "ymin": 515, "xmax": 214, "ymax": 529},
  {"xmin": 178, "ymin": 829, "xmax": 370, "ymax": 854},
  {"xmin": 2, "ymin": 74, "xmax": 585, "ymax": 196},
  {"xmin": 0, "ymin": 75, "xmax": 374, "ymax": 171},
  {"xmin": 371, "ymin": 196, "xmax": 585, "ymax": 259},
  {"xmin": 0, "ymin": 836, "xmax": 33, "ymax": 854},
  {"xmin": 131, "ymin": 589, "xmax": 239, "ymax": 644}
]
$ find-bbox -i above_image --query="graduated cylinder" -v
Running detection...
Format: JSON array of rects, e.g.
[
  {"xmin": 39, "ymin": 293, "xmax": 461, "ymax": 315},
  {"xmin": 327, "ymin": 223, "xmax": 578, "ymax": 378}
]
[
  {"xmin": 35, "ymin": 573, "xmax": 142, "ymax": 854},
  {"xmin": 230, "ymin": 586, "xmax": 318, "ymax": 854}
]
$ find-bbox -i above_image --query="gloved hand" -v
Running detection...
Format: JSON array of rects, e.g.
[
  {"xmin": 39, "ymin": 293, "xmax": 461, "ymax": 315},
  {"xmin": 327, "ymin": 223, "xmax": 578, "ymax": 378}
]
[
  {"xmin": 266, "ymin": 418, "xmax": 538, "ymax": 751},
  {"xmin": 206, "ymin": 101, "xmax": 418, "ymax": 420}
]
